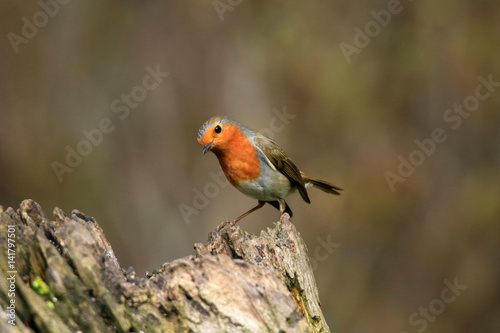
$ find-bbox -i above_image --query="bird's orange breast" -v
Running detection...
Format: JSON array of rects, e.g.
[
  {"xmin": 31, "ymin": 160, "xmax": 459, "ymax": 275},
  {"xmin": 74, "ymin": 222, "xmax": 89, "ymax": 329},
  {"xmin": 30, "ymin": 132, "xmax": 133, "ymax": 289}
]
[{"xmin": 213, "ymin": 125, "xmax": 261, "ymax": 186}]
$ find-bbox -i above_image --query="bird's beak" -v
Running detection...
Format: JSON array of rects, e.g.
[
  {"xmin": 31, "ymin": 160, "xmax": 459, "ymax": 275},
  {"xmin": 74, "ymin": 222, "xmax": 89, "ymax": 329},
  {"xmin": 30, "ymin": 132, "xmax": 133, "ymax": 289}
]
[{"xmin": 202, "ymin": 140, "xmax": 214, "ymax": 154}]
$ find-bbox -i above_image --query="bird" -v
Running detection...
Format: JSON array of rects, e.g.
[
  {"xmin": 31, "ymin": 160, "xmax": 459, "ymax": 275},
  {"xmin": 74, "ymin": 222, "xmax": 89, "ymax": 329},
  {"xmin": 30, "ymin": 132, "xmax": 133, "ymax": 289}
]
[{"xmin": 197, "ymin": 115, "xmax": 342, "ymax": 228}]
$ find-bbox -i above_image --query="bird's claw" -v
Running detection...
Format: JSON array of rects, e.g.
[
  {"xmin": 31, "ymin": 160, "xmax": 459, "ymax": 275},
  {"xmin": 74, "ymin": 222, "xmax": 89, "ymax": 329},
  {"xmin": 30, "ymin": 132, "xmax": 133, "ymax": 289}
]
[{"xmin": 216, "ymin": 220, "xmax": 236, "ymax": 231}]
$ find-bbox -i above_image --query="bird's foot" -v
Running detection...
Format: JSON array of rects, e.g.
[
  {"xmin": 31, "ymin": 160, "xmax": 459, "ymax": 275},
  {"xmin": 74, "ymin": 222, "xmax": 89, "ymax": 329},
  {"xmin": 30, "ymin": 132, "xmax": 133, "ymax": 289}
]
[
  {"xmin": 216, "ymin": 220, "xmax": 236, "ymax": 231},
  {"xmin": 279, "ymin": 212, "xmax": 290, "ymax": 221}
]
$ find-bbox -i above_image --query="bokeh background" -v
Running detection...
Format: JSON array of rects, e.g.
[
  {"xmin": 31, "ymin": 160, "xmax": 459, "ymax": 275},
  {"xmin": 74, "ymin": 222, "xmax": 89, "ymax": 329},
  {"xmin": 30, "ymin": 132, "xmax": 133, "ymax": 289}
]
[{"xmin": 1, "ymin": 1, "xmax": 499, "ymax": 332}]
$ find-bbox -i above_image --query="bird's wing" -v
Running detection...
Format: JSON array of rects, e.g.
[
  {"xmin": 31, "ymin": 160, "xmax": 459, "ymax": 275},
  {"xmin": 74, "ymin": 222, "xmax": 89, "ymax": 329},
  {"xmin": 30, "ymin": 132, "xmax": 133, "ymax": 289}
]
[{"xmin": 254, "ymin": 136, "xmax": 311, "ymax": 203}]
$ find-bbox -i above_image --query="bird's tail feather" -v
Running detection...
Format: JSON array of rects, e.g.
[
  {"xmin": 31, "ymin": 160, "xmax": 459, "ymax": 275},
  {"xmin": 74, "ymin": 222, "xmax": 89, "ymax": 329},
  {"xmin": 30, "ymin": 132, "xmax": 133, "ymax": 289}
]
[{"xmin": 301, "ymin": 173, "xmax": 342, "ymax": 195}]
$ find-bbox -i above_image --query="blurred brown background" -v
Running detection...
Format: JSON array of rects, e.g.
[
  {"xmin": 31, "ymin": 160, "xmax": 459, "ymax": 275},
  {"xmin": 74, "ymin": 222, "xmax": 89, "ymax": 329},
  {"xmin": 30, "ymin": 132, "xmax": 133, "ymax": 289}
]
[{"xmin": 1, "ymin": 1, "xmax": 499, "ymax": 332}]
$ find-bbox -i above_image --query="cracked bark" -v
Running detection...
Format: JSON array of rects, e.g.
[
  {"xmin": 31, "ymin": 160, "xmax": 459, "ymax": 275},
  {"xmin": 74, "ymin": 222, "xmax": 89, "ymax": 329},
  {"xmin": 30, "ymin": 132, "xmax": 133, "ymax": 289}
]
[{"xmin": 0, "ymin": 199, "xmax": 331, "ymax": 332}]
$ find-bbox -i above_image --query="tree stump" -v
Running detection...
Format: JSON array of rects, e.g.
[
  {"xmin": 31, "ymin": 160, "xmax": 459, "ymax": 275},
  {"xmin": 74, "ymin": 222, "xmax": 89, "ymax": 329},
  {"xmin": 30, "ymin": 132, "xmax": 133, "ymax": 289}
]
[{"xmin": 0, "ymin": 199, "xmax": 331, "ymax": 332}]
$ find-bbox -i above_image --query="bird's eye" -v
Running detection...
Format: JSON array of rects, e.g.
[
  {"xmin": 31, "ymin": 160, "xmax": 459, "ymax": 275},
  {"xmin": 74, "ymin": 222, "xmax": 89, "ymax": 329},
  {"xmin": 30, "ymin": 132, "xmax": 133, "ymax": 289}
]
[{"xmin": 214, "ymin": 125, "xmax": 222, "ymax": 134}]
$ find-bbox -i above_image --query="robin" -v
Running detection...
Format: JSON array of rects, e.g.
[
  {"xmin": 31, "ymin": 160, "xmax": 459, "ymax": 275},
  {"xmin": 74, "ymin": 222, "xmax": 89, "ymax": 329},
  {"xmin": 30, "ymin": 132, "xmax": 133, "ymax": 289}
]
[{"xmin": 197, "ymin": 115, "xmax": 342, "ymax": 228}]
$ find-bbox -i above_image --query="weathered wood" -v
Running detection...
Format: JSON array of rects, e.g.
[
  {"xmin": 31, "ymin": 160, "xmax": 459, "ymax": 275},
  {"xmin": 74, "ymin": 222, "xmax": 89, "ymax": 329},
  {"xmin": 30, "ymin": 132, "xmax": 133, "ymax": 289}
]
[{"xmin": 0, "ymin": 199, "xmax": 331, "ymax": 332}]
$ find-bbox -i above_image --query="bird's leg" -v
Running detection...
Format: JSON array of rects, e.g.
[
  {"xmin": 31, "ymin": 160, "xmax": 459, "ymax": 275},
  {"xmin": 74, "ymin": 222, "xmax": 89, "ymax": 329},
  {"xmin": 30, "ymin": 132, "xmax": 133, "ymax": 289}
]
[
  {"xmin": 278, "ymin": 198, "xmax": 287, "ymax": 219},
  {"xmin": 217, "ymin": 201, "xmax": 265, "ymax": 230},
  {"xmin": 230, "ymin": 200, "xmax": 265, "ymax": 224}
]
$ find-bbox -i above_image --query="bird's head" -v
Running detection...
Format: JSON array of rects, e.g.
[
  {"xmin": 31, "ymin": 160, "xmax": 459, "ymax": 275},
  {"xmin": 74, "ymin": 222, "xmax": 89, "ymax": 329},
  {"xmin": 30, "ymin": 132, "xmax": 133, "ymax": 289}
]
[{"xmin": 197, "ymin": 116, "xmax": 240, "ymax": 155}]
